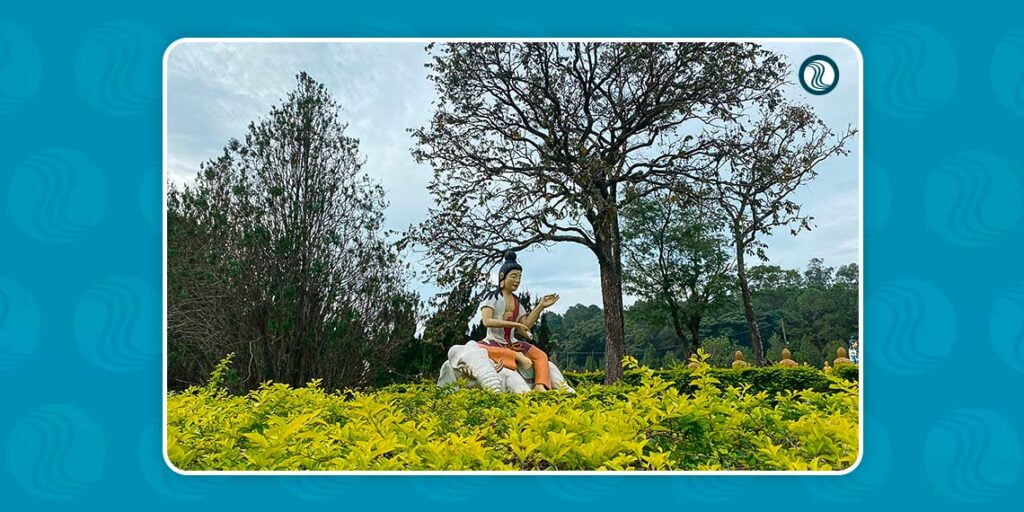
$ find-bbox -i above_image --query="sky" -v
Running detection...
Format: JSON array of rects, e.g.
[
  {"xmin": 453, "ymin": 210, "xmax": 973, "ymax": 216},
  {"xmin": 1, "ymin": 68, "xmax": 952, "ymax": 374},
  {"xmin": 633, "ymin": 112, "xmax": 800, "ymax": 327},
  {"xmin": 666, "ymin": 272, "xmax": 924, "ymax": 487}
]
[{"xmin": 165, "ymin": 40, "xmax": 861, "ymax": 315}]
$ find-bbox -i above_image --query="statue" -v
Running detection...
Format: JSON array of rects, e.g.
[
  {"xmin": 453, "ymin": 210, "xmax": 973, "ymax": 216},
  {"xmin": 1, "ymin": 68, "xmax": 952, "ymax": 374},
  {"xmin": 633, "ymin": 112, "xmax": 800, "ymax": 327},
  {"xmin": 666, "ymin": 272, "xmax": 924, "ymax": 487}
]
[
  {"xmin": 437, "ymin": 342, "xmax": 575, "ymax": 393},
  {"xmin": 834, "ymin": 347, "xmax": 853, "ymax": 367},
  {"xmin": 823, "ymin": 360, "xmax": 833, "ymax": 374},
  {"xmin": 437, "ymin": 251, "xmax": 573, "ymax": 393},
  {"xmin": 731, "ymin": 350, "xmax": 749, "ymax": 368},
  {"xmin": 778, "ymin": 348, "xmax": 799, "ymax": 368}
]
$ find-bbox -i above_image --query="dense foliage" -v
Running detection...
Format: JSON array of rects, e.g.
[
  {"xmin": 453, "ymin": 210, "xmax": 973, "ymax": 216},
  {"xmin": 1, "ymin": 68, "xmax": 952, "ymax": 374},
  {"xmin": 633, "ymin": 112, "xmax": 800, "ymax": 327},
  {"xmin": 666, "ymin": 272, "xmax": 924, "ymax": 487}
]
[
  {"xmin": 621, "ymin": 190, "xmax": 733, "ymax": 358},
  {"xmin": 167, "ymin": 73, "xmax": 418, "ymax": 392},
  {"xmin": 168, "ymin": 354, "xmax": 858, "ymax": 471}
]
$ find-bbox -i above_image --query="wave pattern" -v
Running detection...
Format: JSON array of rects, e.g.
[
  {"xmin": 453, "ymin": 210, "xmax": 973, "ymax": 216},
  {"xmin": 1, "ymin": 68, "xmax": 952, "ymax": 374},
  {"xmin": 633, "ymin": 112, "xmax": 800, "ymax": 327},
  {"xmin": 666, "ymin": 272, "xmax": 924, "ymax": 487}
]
[
  {"xmin": 867, "ymin": 23, "xmax": 957, "ymax": 119},
  {"xmin": 803, "ymin": 60, "xmax": 832, "ymax": 92},
  {"xmin": 924, "ymin": 408, "xmax": 1022, "ymax": 503},
  {"xmin": 867, "ymin": 279, "xmax": 955, "ymax": 375},
  {"xmin": 74, "ymin": 276, "xmax": 159, "ymax": 372},
  {"xmin": 75, "ymin": 20, "xmax": 161, "ymax": 116},
  {"xmin": 7, "ymin": 404, "xmax": 105, "ymax": 500},
  {"xmin": 7, "ymin": 148, "xmax": 106, "ymax": 244},
  {"xmin": 924, "ymin": 151, "xmax": 1021, "ymax": 247}
]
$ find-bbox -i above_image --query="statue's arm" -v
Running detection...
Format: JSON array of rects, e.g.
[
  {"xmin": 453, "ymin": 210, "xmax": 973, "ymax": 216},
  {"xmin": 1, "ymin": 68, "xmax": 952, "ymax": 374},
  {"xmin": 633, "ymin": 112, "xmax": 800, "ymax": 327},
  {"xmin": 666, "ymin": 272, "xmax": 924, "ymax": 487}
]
[
  {"xmin": 519, "ymin": 302, "xmax": 545, "ymax": 329},
  {"xmin": 481, "ymin": 306, "xmax": 528, "ymax": 330},
  {"xmin": 519, "ymin": 294, "xmax": 559, "ymax": 329}
]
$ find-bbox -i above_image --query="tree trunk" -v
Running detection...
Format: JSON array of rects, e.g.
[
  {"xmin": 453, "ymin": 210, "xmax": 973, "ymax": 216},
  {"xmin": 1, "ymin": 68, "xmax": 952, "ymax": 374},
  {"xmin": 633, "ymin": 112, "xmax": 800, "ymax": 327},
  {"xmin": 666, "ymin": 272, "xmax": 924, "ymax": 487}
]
[
  {"xmin": 598, "ymin": 258, "xmax": 626, "ymax": 383},
  {"xmin": 596, "ymin": 211, "xmax": 626, "ymax": 384},
  {"xmin": 735, "ymin": 240, "xmax": 766, "ymax": 366},
  {"xmin": 665, "ymin": 294, "xmax": 689, "ymax": 357},
  {"xmin": 688, "ymin": 317, "xmax": 701, "ymax": 353}
]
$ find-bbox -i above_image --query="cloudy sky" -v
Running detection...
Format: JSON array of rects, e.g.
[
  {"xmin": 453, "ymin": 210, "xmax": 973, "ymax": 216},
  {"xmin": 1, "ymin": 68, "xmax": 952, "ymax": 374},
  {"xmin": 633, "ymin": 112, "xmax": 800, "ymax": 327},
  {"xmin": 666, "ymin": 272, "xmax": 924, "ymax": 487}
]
[{"xmin": 166, "ymin": 40, "xmax": 860, "ymax": 315}]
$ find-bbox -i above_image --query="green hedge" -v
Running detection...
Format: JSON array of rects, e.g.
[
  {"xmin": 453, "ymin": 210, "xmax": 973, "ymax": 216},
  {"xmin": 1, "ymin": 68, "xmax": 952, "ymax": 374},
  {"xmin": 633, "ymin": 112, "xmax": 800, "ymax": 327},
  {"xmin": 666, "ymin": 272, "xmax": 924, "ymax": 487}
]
[
  {"xmin": 831, "ymin": 363, "xmax": 859, "ymax": 382},
  {"xmin": 563, "ymin": 364, "xmax": 859, "ymax": 396}
]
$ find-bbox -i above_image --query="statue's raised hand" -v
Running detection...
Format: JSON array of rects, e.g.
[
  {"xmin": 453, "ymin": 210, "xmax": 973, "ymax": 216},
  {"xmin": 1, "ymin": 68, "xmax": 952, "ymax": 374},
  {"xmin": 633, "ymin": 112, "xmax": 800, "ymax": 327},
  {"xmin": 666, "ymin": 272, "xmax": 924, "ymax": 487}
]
[{"xmin": 539, "ymin": 293, "xmax": 560, "ymax": 308}]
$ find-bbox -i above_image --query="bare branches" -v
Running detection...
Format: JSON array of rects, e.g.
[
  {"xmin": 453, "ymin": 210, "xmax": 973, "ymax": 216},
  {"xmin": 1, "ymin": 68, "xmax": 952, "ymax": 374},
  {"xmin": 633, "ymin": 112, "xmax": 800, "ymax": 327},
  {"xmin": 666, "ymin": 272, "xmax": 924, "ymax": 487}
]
[
  {"xmin": 409, "ymin": 42, "xmax": 789, "ymax": 288},
  {"xmin": 408, "ymin": 43, "xmax": 795, "ymax": 382},
  {"xmin": 705, "ymin": 100, "xmax": 857, "ymax": 255}
]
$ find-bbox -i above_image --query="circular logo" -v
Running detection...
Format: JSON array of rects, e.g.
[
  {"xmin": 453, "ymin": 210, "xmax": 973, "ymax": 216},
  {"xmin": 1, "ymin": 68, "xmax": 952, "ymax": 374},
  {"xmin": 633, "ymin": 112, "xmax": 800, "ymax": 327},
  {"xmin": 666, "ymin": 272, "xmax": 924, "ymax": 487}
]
[{"xmin": 799, "ymin": 55, "xmax": 839, "ymax": 95}]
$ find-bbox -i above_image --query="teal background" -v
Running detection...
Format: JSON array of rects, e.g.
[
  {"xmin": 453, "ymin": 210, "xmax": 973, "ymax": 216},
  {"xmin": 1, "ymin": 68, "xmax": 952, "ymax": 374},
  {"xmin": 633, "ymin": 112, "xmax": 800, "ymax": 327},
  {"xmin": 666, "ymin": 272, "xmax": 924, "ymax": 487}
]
[{"xmin": 2, "ymin": 0, "xmax": 1023, "ymax": 508}]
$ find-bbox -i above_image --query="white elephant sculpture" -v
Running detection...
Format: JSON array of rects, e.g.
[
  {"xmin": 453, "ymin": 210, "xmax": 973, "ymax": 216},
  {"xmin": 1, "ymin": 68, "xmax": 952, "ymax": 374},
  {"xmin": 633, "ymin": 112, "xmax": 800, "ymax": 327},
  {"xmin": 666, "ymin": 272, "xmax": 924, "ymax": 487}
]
[{"xmin": 437, "ymin": 342, "xmax": 575, "ymax": 394}]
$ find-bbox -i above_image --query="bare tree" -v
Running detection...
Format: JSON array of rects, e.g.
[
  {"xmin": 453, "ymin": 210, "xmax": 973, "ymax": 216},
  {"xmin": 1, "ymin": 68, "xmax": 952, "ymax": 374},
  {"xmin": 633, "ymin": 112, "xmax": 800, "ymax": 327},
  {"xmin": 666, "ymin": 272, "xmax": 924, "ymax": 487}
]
[
  {"xmin": 407, "ymin": 42, "xmax": 787, "ymax": 383},
  {"xmin": 704, "ymin": 101, "xmax": 856, "ymax": 365}
]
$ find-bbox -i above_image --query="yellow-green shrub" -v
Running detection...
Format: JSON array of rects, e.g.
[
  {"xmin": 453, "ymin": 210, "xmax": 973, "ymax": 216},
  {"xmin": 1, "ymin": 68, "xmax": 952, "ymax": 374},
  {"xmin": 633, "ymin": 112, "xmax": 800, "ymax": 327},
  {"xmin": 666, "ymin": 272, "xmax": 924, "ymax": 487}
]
[
  {"xmin": 167, "ymin": 352, "xmax": 858, "ymax": 471},
  {"xmin": 564, "ymin": 364, "xmax": 859, "ymax": 394}
]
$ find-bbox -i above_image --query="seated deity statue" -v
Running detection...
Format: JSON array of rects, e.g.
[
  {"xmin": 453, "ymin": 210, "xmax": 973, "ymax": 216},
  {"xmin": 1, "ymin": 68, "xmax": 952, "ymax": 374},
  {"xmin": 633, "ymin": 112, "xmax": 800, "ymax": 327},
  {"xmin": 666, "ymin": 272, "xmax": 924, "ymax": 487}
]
[{"xmin": 436, "ymin": 251, "xmax": 574, "ymax": 393}]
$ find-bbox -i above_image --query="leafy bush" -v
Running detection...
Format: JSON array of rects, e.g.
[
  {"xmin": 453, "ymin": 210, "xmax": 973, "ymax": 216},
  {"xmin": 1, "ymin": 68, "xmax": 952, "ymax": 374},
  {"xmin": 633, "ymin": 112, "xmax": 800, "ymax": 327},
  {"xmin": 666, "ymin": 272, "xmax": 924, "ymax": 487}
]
[
  {"xmin": 564, "ymin": 363, "xmax": 858, "ymax": 395},
  {"xmin": 831, "ymin": 363, "xmax": 859, "ymax": 381},
  {"xmin": 167, "ymin": 353, "xmax": 858, "ymax": 471}
]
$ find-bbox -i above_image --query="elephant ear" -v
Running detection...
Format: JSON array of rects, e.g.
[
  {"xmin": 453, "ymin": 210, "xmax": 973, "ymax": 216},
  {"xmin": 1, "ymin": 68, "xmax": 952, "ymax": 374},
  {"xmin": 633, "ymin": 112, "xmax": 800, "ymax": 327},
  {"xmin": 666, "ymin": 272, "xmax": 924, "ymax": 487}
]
[
  {"xmin": 437, "ymin": 361, "xmax": 458, "ymax": 387},
  {"xmin": 448, "ymin": 343, "xmax": 503, "ymax": 391}
]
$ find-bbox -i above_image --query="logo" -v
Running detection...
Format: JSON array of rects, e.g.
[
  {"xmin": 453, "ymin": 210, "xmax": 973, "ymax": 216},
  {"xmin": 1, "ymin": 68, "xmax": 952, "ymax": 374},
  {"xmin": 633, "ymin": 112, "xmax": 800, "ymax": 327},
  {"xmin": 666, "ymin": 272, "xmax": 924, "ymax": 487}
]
[{"xmin": 799, "ymin": 55, "xmax": 839, "ymax": 95}]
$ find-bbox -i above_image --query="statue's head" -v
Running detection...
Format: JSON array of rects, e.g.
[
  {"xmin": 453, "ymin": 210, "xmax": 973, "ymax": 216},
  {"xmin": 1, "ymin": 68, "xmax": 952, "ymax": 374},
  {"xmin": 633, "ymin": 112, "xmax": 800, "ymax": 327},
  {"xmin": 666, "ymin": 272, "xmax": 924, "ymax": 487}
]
[{"xmin": 498, "ymin": 251, "xmax": 523, "ymax": 292}]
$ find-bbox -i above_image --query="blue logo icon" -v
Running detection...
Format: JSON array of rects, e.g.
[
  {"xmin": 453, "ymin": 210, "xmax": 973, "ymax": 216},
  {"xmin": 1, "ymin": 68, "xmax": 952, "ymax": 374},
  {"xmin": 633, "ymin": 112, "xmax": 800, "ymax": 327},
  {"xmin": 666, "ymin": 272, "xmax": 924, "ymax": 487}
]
[{"xmin": 799, "ymin": 55, "xmax": 839, "ymax": 95}]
